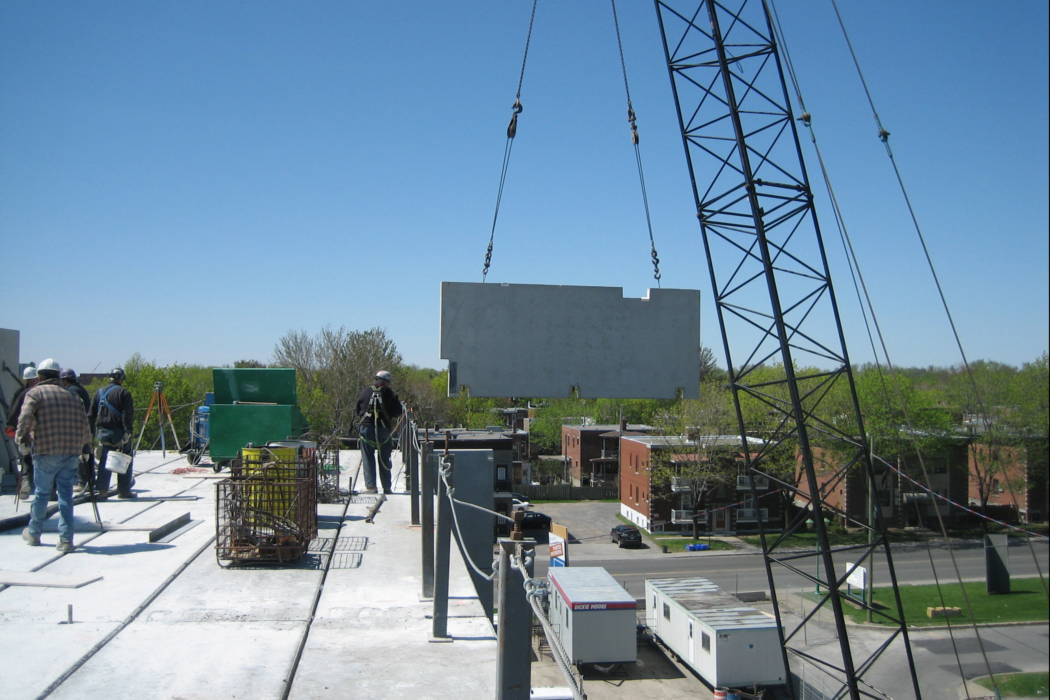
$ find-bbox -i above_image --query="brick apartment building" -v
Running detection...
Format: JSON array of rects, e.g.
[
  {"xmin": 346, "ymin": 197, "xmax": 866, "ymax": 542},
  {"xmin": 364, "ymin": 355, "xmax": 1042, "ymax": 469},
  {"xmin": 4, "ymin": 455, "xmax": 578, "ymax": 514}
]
[
  {"xmin": 619, "ymin": 435, "xmax": 777, "ymax": 533},
  {"xmin": 967, "ymin": 438, "xmax": 1048, "ymax": 523},
  {"xmin": 561, "ymin": 422, "xmax": 656, "ymax": 487}
]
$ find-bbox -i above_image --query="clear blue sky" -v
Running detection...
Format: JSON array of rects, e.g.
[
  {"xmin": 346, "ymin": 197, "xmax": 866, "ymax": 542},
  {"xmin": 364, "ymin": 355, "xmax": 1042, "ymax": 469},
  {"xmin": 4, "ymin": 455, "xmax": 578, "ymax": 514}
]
[{"xmin": 2, "ymin": 1, "xmax": 1047, "ymax": 375}]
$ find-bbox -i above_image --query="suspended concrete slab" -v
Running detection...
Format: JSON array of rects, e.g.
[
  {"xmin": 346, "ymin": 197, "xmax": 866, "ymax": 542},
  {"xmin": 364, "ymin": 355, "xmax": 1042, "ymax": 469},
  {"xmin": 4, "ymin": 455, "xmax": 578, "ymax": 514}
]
[{"xmin": 440, "ymin": 282, "xmax": 701, "ymax": 399}]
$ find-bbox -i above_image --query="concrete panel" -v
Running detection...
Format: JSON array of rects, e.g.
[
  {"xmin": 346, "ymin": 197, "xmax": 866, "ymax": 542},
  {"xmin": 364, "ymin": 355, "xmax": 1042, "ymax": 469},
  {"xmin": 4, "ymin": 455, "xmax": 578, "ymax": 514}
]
[{"xmin": 440, "ymin": 282, "xmax": 700, "ymax": 399}]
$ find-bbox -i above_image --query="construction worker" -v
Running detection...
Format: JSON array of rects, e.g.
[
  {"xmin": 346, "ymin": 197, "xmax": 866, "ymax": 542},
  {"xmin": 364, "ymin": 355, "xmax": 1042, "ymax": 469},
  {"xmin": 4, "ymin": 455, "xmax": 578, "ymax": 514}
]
[
  {"xmin": 355, "ymin": 370, "xmax": 403, "ymax": 494},
  {"xmin": 5, "ymin": 365, "xmax": 39, "ymax": 499},
  {"xmin": 61, "ymin": 368, "xmax": 95, "ymax": 492},
  {"xmin": 16, "ymin": 358, "xmax": 91, "ymax": 553},
  {"xmin": 89, "ymin": 368, "xmax": 136, "ymax": 499}
]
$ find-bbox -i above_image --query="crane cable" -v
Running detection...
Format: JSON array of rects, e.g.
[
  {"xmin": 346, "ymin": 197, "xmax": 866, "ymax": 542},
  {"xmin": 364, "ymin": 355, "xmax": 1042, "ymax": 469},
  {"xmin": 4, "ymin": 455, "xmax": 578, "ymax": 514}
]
[
  {"xmin": 770, "ymin": 2, "xmax": 1043, "ymax": 696},
  {"xmin": 824, "ymin": 0, "xmax": 1047, "ymax": 602},
  {"xmin": 611, "ymin": 0, "xmax": 662, "ymax": 286},
  {"xmin": 482, "ymin": 0, "xmax": 539, "ymax": 282}
]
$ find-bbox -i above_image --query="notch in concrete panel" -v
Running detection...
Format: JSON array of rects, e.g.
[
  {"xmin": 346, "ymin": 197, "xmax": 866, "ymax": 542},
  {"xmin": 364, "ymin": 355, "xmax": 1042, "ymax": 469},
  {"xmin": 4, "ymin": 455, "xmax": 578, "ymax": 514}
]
[{"xmin": 440, "ymin": 282, "xmax": 700, "ymax": 399}]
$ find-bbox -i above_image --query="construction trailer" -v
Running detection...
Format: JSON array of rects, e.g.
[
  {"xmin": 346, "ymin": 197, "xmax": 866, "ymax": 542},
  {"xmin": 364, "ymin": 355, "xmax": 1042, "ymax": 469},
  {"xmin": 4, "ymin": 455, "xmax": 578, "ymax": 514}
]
[
  {"xmin": 645, "ymin": 577, "xmax": 785, "ymax": 690},
  {"xmin": 547, "ymin": 567, "xmax": 637, "ymax": 667}
]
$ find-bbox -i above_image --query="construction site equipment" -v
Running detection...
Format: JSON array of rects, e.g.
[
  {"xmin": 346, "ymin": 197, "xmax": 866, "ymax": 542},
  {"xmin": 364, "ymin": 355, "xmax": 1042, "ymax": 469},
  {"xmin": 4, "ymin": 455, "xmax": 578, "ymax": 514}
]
[
  {"xmin": 546, "ymin": 567, "xmax": 636, "ymax": 668},
  {"xmin": 654, "ymin": 1, "xmax": 920, "ymax": 696},
  {"xmin": 315, "ymin": 439, "xmax": 342, "ymax": 503},
  {"xmin": 134, "ymin": 381, "xmax": 182, "ymax": 455},
  {"xmin": 215, "ymin": 444, "xmax": 318, "ymax": 565},
  {"xmin": 185, "ymin": 392, "xmax": 214, "ymax": 467},
  {"xmin": 207, "ymin": 369, "xmax": 307, "ymax": 469},
  {"xmin": 645, "ymin": 577, "xmax": 784, "ymax": 689}
]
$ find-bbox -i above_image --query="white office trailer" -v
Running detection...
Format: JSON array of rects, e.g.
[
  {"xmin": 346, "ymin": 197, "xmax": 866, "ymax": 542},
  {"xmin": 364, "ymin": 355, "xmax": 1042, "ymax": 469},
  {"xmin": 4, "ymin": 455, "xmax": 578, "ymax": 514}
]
[
  {"xmin": 547, "ymin": 567, "xmax": 637, "ymax": 666},
  {"xmin": 645, "ymin": 577, "xmax": 786, "ymax": 690}
]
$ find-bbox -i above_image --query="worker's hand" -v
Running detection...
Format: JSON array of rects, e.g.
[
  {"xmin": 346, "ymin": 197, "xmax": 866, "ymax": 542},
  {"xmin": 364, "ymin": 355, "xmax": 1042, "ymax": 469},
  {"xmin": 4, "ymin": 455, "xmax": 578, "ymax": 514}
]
[
  {"xmin": 80, "ymin": 452, "xmax": 90, "ymax": 464},
  {"xmin": 18, "ymin": 443, "xmax": 30, "ymax": 456}
]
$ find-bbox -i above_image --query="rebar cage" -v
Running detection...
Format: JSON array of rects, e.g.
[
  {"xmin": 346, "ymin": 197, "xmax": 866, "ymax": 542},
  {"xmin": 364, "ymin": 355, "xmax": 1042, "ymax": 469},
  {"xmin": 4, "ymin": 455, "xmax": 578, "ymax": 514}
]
[{"xmin": 215, "ymin": 444, "xmax": 319, "ymax": 564}]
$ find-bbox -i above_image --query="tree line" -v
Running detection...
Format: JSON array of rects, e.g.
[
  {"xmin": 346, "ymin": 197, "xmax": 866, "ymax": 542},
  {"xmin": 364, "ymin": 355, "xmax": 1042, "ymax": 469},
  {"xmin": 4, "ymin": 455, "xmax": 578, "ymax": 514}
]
[{"xmin": 93, "ymin": 327, "xmax": 1047, "ymax": 506}]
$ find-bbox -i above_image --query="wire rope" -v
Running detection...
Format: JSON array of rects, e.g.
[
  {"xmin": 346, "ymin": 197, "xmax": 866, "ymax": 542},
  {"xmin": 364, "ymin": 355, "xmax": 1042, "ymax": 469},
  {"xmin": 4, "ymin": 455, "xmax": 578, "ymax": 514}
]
[
  {"xmin": 482, "ymin": 0, "xmax": 539, "ymax": 282},
  {"xmin": 765, "ymin": 2, "xmax": 986, "ymax": 693},
  {"xmin": 610, "ymin": 0, "xmax": 662, "ymax": 286}
]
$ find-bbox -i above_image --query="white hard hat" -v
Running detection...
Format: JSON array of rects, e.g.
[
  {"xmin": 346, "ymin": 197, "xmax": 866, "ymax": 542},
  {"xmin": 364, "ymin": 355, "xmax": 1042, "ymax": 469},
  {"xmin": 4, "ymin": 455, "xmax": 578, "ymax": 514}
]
[
  {"xmin": 37, "ymin": 358, "xmax": 61, "ymax": 375},
  {"xmin": 375, "ymin": 370, "xmax": 393, "ymax": 383},
  {"xmin": 22, "ymin": 366, "xmax": 38, "ymax": 380}
]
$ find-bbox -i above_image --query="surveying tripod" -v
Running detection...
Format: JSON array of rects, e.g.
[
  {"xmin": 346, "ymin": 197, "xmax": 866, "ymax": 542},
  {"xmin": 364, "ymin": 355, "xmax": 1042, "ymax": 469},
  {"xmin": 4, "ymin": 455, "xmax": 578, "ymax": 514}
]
[{"xmin": 134, "ymin": 381, "xmax": 182, "ymax": 455}]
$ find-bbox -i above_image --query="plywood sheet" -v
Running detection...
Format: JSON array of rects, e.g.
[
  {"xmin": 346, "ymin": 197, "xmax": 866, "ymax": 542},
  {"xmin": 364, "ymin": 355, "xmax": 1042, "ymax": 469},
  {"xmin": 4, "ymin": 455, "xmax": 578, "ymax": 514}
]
[{"xmin": 440, "ymin": 282, "xmax": 700, "ymax": 398}]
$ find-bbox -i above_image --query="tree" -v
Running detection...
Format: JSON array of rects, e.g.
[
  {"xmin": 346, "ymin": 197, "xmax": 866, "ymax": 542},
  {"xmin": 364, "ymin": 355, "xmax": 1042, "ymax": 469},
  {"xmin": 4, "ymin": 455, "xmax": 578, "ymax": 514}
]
[{"xmin": 273, "ymin": 326, "xmax": 403, "ymax": 435}]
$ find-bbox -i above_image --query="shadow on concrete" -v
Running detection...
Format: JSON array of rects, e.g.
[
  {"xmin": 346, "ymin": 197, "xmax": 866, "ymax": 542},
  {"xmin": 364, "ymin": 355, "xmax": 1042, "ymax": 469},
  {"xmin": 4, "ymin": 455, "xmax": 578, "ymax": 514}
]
[{"xmin": 78, "ymin": 542, "xmax": 176, "ymax": 556}]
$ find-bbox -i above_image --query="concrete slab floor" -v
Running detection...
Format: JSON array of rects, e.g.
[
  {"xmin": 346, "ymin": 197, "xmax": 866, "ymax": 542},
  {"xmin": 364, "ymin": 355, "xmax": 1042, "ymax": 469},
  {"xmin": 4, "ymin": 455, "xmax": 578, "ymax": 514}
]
[{"xmin": 0, "ymin": 450, "xmax": 496, "ymax": 700}]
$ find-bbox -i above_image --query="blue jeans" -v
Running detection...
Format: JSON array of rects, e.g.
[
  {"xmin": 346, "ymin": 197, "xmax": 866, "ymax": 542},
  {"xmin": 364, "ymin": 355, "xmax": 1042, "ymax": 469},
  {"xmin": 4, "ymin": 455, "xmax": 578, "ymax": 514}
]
[
  {"xmin": 360, "ymin": 422, "xmax": 393, "ymax": 492},
  {"xmin": 95, "ymin": 444, "xmax": 134, "ymax": 494},
  {"xmin": 28, "ymin": 454, "xmax": 78, "ymax": 542}
]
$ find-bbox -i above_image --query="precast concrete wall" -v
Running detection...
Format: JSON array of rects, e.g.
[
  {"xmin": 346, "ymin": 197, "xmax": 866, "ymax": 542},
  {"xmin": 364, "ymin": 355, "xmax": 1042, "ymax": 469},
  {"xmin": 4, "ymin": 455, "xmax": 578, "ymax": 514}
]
[{"xmin": 440, "ymin": 282, "xmax": 701, "ymax": 399}]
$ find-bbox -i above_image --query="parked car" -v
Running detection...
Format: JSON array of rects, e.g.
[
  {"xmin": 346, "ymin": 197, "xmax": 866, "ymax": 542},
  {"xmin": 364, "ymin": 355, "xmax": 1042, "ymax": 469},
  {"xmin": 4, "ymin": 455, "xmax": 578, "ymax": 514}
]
[
  {"xmin": 610, "ymin": 524, "xmax": 643, "ymax": 548},
  {"xmin": 521, "ymin": 511, "xmax": 552, "ymax": 531},
  {"xmin": 511, "ymin": 498, "xmax": 531, "ymax": 512}
]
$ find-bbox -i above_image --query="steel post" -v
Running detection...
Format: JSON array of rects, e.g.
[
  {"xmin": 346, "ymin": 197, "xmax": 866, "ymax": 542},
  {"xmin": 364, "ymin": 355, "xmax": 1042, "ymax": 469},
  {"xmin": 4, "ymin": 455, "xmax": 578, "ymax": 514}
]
[
  {"xmin": 409, "ymin": 424, "xmax": 420, "ymax": 525},
  {"xmin": 496, "ymin": 539, "xmax": 533, "ymax": 700},
  {"xmin": 420, "ymin": 440, "xmax": 434, "ymax": 598},
  {"xmin": 432, "ymin": 454, "xmax": 452, "ymax": 638}
]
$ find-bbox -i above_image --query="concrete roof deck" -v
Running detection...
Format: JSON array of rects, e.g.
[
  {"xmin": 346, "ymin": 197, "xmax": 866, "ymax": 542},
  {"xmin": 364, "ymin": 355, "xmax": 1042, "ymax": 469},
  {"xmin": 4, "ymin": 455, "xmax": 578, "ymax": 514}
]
[{"xmin": 0, "ymin": 450, "xmax": 496, "ymax": 700}]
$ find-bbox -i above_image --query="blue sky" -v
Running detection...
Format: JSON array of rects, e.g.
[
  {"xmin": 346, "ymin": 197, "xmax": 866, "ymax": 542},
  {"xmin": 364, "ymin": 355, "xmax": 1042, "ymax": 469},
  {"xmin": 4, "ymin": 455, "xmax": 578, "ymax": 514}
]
[{"xmin": 2, "ymin": 1, "xmax": 1047, "ymax": 374}]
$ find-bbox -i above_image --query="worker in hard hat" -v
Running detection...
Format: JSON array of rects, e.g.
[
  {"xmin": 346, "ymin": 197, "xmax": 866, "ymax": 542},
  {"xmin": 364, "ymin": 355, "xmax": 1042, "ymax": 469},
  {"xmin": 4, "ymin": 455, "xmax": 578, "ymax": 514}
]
[
  {"xmin": 354, "ymin": 370, "xmax": 403, "ymax": 494},
  {"xmin": 15, "ymin": 358, "xmax": 92, "ymax": 553},
  {"xmin": 89, "ymin": 368, "xmax": 136, "ymax": 499},
  {"xmin": 5, "ymin": 365, "xmax": 39, "ymax": 500},
  {"xmin": 60, "ymin": 368, "xmax": 95, "ymax": 492}
]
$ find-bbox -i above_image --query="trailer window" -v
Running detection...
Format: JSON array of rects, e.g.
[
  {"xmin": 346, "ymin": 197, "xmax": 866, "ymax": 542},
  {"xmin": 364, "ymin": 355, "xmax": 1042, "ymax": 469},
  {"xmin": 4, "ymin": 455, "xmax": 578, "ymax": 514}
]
[
  {"xmin": 702, "ymin": 632, "xmax": 711, "ymax": 652},
  {"xmin": 662, "ymin": 603, "xmax": 670, "ymax": 620}
]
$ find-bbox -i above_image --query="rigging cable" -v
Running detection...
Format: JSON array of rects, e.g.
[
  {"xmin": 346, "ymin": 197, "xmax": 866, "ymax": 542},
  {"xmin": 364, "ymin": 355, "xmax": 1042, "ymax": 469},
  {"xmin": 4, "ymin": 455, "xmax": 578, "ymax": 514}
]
[
  {"xmin": 482, "ymin": 0, "xmax": 539, "ymax": 282},
  {"xmin": 826, "ymin": 0, "xmax": 1037, "ymax": 543},
  {"xmin": 826, "ymin": 0, "xmax": 1047, "ymax": 600},
  {"xmin": 766, "ymin": 2, "xmax": 977, "ymax": 694},
  {"xmin": 610, "ymin": 0, "xmax": 662, "ymax": 286}
]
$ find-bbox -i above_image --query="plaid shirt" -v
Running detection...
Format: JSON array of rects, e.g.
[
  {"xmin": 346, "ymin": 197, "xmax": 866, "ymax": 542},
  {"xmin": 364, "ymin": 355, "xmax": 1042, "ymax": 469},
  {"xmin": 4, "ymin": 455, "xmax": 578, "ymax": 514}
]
[{"xmin": 16, "ymin": 380, "xmax": 92, "ymax": 455}]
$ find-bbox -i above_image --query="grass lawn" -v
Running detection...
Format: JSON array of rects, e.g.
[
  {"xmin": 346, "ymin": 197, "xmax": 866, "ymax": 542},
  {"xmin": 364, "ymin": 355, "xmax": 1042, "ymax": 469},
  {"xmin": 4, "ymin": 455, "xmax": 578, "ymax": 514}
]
[
  {"xmin": 810, "ymin": 577, "xmax": 1049, "ymax": 626},
  {"xmin": 975, "ymin": 671, "xmax": 1049, "ymax": 697}
]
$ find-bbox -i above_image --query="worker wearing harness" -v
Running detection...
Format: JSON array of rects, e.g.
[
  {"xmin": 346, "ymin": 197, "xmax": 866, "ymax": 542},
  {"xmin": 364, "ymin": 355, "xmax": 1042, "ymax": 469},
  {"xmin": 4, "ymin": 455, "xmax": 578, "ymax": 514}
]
[
  {"xmin": 354, "ymin": 370, "xmax": 403, "ymax": 494},
  {"xmin": 89, "ymin": 368, "xmax": 136, "ymax": 499},
  {"xmin": 6, "ymin": 365, "xmax": 39, "ymax": 499}
]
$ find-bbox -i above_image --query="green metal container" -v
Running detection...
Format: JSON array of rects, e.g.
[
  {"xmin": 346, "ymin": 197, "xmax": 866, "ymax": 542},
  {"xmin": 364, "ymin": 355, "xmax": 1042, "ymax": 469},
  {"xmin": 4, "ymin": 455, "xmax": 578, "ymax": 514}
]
[
  {"xmin": 208, "ymin": 404, "xmax": 307, "ymax": 463},
  {"xmin": 212, "ymin": 368, "xmax": 298, "ymax": 405}
]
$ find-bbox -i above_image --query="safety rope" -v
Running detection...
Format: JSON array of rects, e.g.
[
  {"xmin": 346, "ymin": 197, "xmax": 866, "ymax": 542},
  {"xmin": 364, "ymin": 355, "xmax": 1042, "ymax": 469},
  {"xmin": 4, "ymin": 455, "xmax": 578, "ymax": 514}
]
[
  {"xmin": 610, "ymin": 0, "xmax": 661, "ymax": 286},
  {"xmin": 482, "ymin": 0, "xmax": 539, "ymax": 282}
]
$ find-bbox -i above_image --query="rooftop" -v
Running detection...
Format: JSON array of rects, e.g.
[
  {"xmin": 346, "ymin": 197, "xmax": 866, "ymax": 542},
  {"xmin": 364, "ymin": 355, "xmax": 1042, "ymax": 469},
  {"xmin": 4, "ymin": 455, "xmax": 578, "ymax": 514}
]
[{"xmin": 0, "ymin": 450, "xmax": 496, "ymax": 699}]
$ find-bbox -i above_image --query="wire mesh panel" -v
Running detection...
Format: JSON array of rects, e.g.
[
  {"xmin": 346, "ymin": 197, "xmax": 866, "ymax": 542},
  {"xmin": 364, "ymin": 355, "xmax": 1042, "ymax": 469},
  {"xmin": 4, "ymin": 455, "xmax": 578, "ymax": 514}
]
[{"xmin": 317, "ymin": 443, "xmax": 342, "ymax": 503}]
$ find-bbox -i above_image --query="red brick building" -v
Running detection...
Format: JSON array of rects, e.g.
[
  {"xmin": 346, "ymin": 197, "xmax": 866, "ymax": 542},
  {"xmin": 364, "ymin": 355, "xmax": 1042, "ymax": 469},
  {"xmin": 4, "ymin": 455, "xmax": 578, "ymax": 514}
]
[
  {"xmin": 967, "ymin": 439, "xmax": 1048, "ymax": 523},
  {"xmin": 561, "ymin": 422, "xmax": 656, "ymax": 487},
  {"xmin": 619, "ymin": 435, "xmax": 776, "ymax": 533}
]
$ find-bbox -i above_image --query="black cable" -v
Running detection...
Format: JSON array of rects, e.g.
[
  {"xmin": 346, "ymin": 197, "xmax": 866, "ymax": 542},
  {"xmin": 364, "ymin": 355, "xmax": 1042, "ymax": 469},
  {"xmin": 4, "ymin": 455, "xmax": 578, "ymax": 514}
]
[
  {"xmin": 611, "ymin": 0, "xmax": 662, "ymax": 286},
  {"xmin": 482, "ymin": 0, "xmax": 539, "ymax": 282}
]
